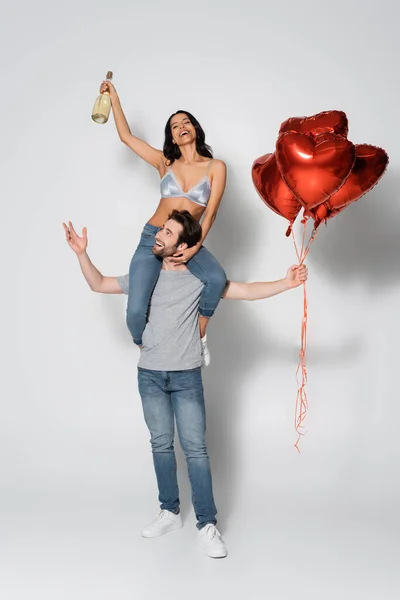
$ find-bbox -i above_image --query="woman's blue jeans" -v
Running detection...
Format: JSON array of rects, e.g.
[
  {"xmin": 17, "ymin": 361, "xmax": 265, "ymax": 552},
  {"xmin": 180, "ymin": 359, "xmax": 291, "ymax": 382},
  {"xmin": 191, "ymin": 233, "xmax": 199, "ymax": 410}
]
[{"xmin": 127, "ymin": 223, "xmax": 227, "ymax": 345}]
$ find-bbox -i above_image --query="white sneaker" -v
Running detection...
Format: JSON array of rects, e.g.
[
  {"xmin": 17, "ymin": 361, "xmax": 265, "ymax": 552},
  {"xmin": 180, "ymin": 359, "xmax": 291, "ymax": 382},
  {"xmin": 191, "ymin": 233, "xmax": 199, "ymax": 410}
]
[
  {"xmin": 141, "ymin": 510, "xmax": 182, "ymax": 538},
  {"xmin": 201, "ymin": 335, "xmax": 211, "ymax": 367},
  {"xmin": 197, "ymin": 524, "xmax": 227, "ymax": 558}
]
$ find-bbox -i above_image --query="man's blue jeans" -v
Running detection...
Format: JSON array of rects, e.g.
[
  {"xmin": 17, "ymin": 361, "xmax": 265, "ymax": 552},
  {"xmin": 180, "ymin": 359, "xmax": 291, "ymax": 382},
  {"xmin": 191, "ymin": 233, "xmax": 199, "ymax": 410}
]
[{"xmin": 137, "ymin": 367, "xmax": 217, "ymax": 530}]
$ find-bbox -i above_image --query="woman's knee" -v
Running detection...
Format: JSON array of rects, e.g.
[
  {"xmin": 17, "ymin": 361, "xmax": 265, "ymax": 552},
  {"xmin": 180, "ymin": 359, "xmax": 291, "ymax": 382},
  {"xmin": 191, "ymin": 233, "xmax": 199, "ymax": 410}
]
[
  {"xmin": 206, "ymin": 263, "xmax": 227, "ymax": 290},
  {"xmin": 206, "ymin": 271, "xmax": 227, "ymax": 302}
]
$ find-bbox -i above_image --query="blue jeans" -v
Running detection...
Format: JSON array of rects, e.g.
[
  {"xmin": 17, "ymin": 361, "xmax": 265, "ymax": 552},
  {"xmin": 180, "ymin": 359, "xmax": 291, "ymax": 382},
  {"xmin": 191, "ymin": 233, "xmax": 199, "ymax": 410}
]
[
  {"xmin": 137, "ymin": 367, "xmax": 217, "ymax": 530},
  {"xmin": 127, "ymin": 223, "xmax": 227, "ymax": 345}
]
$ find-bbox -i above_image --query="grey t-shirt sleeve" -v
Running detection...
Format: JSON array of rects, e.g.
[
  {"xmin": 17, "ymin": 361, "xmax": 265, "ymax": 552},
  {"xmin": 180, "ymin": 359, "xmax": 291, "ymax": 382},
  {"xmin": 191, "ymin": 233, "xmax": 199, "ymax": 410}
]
[{"xmin": 117, "ymin": 274, "xmax": 129, "ymax": 295}]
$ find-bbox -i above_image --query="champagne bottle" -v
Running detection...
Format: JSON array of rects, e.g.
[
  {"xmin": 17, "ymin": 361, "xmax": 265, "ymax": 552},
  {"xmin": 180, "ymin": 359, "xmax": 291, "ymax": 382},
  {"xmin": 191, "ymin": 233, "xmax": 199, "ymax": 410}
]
[{"xmin": 91, "ymin": 71, "xmax": 113, "ymax": 124}]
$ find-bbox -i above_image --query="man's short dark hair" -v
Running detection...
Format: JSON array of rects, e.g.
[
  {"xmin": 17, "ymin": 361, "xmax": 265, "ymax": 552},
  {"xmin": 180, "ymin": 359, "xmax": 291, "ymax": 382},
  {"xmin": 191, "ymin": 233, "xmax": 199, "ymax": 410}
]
[{"xmin": 168, "ymin": 210, "xmax": 202, "ymax": 248}]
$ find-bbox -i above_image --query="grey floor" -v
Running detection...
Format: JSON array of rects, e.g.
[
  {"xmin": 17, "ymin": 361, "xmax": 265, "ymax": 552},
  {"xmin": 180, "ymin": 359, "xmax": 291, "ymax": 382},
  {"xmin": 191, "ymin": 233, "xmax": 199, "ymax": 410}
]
[{"xmin": 1, "ymin": 484, "xmax": 398, "ymax": 600}]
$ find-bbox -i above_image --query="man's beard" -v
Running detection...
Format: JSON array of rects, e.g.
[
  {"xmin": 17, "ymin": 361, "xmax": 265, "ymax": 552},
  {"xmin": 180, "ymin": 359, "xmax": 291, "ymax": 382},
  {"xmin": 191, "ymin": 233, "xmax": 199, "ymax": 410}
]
[{"xmin": 152, "ymin": 243, "xmax": 177, "ymax": 258}]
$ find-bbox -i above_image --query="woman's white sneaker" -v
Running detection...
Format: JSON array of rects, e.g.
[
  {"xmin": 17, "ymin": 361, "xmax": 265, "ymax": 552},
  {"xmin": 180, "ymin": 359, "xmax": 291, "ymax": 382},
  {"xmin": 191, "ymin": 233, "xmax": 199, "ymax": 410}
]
[
  {"xmin": 141, "ymin": 510, "xmax": 182, "ymax": 538},
  {"xmin": 201, "ymin": 334, "xmax": 211, "ymax": 367},
  {"xmin": 197, "ymin": 524, "xmax": 227, "ymax": 558}
]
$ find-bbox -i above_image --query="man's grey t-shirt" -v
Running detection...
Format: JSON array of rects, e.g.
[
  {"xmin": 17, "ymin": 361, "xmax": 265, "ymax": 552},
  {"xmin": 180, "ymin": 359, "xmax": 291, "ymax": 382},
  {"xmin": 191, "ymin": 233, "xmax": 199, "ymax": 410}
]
[{"xmin": 117, "ymin": 270, "xmax": 204, "ymax": 371}]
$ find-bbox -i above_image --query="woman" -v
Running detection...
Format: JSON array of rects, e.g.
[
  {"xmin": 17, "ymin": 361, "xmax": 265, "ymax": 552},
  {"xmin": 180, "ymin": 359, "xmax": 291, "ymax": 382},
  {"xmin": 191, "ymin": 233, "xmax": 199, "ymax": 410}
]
[{"xmin": 99, "ymin": 80, "xmax": 227, "ymax": 366}]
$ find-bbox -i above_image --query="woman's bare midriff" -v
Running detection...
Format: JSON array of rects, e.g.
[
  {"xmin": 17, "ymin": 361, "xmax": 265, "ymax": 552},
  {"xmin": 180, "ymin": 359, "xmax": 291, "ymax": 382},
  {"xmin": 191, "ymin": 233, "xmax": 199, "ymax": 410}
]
[{"xmin": 147, "ymin": 197, "xmax": 206, "ymax": 227}]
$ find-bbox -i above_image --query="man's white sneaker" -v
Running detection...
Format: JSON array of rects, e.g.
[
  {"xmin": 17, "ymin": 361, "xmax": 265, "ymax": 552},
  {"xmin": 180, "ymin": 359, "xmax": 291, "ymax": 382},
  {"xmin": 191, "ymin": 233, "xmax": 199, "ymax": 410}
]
[
  {"xmin": 141, "ymin": 510, "xmax": 182, "ymax": 538},
  {"xmin": 197, "ymin": 524, "xmax": 227, "ymax": 558},
  {"xmin": 201, "ymin": 334, "xmax": 211, "ymax": 367}
]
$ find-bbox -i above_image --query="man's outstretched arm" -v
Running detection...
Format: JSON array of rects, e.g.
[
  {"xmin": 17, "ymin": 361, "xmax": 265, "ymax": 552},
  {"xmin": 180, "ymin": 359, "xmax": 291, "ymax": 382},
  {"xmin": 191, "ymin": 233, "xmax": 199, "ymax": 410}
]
[
  {"xmin": 63, "ymin": 221, "xmax": 124, "ymax": 294},
  {"xmin": 222, "ymin": 265, "xmax": 308, "ymax": 301}
]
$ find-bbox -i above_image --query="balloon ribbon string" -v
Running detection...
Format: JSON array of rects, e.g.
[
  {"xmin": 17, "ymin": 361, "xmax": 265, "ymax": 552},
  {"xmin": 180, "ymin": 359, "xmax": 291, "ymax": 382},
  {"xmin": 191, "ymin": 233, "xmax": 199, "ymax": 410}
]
[{"xmin": 291, "ymin": 220, "xmax": 318, "ymax": 452}]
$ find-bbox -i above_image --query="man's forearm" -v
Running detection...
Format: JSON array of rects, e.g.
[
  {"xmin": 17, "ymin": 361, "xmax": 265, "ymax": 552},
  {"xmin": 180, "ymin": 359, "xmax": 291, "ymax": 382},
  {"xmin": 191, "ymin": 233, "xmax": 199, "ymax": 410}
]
[
  {"xmin": 223, "ymin": 279, "xmax": 291, "ymax": 301},
  {"xmin": 75, "ymin": 251, "xmax": 123, "ymax": 294},
  {"xmin": 76, "ymin": 251, "xmax": 104, "ymax": 291}
]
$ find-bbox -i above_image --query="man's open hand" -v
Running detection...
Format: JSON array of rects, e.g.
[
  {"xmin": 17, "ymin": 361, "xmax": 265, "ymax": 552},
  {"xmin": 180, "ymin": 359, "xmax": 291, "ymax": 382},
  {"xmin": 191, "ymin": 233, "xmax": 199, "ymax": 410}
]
[{"xmin": 63, "ymin": 221, "xmax": 88, "ymax": 255}]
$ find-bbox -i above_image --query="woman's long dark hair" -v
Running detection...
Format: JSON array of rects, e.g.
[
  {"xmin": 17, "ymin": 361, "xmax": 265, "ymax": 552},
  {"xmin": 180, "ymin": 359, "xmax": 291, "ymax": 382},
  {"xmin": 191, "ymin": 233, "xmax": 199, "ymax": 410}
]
[{"xmin": 163, "ymin": 110, "xmax": 213, "ymax": 165}]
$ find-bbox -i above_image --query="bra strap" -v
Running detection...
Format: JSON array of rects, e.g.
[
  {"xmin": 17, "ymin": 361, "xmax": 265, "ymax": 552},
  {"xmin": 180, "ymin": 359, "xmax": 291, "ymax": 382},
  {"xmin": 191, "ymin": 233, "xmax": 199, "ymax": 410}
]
[{"xmin": 206, "ymin": 159, "xmax": 213, "ymax": 175}]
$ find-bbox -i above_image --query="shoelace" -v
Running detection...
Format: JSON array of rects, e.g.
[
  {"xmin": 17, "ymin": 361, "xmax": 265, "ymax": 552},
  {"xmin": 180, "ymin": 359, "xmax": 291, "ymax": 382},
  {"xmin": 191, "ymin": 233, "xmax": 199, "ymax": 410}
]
[
  {"xmin": 156, "ymin": 510, "xmax": 174, "ymax": 522},
  {"xmin": 204, "ymin": 525, "xmax": 223, "ymax": 543}
]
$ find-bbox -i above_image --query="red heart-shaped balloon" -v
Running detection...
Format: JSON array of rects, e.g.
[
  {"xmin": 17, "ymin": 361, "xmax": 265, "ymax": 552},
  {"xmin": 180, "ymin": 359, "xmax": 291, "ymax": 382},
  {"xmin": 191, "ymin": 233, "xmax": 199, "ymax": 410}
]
[
  {"xmin": 252, "ymin": 152, "xmax": 302, "ymax": 224},
  {"xmin": 305, "ymin": 203, "xmax": 345, "ymax": 225},
  {"xmin": 309, "ymin": 144, "xmax": 389, "ymax": 225},
  {"xmin": 276, "ymin": 132, "xmax": 356, "ymax": 209},
  {"xmin": 279, "ymin": 110, "xmax": 348, "ymax": 140}
]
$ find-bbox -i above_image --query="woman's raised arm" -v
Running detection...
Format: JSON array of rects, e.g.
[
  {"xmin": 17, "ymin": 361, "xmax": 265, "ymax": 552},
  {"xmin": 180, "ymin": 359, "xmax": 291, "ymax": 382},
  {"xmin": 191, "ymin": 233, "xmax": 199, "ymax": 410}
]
[{"xmin": 100, "ymin": 80, "xmax": 164, "ymax": 171}]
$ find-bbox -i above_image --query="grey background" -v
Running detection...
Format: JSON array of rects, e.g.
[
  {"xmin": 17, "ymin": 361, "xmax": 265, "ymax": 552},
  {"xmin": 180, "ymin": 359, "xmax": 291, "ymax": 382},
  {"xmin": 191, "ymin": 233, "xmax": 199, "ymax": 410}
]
[{"xmin": 1, "ymin": 0, "xmax": 399, "ymax": 598}]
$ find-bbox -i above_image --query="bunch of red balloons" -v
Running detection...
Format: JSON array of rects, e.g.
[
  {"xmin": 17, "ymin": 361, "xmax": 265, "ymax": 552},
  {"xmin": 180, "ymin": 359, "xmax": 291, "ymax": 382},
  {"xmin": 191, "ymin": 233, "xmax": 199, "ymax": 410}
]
[{"xmin": 252, "ymin": 110, "xmax": 388, "ymax": 232}]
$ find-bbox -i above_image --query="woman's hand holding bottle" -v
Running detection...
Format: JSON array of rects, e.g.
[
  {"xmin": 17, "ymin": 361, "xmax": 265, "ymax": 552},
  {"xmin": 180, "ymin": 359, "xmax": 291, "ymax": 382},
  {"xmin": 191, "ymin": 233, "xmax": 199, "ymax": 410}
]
[{"xmin": 100, "ymin": 80, "xmax": 117, "ymax": 101}]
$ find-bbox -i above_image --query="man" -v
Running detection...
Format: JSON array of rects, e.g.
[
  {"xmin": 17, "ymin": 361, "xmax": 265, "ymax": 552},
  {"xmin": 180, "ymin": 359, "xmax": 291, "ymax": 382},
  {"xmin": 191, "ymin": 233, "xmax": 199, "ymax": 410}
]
[{"xmin": 63, "ymin": 210, "xmax": 308, "ymax": 559}]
